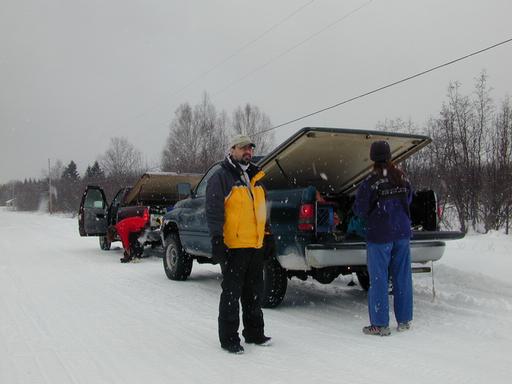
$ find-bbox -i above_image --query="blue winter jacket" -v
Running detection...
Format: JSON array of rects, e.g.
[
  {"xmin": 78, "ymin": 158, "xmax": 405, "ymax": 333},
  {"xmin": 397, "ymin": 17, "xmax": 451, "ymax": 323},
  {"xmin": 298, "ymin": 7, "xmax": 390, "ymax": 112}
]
[{"xmin": 353, "ymin": 172, "xmax": 412, "ymax": 243}]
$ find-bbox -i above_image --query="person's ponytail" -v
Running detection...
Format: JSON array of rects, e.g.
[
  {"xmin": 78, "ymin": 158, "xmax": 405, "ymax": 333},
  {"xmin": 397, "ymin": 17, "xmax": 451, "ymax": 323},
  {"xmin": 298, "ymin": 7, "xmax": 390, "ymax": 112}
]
[{"xmin": 373, "ymin": 161, "xmax": 406, "ymax": 187}]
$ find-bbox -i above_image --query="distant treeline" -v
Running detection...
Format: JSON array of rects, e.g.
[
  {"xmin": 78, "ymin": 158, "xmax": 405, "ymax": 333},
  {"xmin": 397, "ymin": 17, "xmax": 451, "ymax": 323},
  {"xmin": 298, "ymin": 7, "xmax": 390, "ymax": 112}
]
[
  {"xmin": 1, "ymin": 74, "xmax": 511, "ymax": 233},
  {"xmin": 0, "ymin": 160, "xmax": 133, "ymax": 213},
  {"xmin": 0, "ymin": 94, "xmax": 274, "ymax": 215}
]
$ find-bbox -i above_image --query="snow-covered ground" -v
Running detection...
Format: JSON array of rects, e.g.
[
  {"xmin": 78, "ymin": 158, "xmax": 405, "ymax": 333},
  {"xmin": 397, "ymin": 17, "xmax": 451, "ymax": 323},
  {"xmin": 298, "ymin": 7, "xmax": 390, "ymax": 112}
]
[{"xmin": 1, "ymin": 208, "xmax": 511, "ymax": 384}]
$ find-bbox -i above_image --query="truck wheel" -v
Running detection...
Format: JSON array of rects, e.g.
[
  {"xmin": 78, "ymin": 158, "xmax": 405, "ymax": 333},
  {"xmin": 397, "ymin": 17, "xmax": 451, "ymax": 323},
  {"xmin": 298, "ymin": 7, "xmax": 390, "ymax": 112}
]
[
  {"xmin": 262, "ymin": 257, "xmax": 287, "ymax": 308},
  {"xmin": 163, "ymin": 234, "xmax": 192, "ymax": 281},
  {"xmin": 356, "ymin": 270, "xmax": 370, "ymax": 291},
  {"xmin": 99, "ymin": 236, "xmax": 111, "ymax": 250}
]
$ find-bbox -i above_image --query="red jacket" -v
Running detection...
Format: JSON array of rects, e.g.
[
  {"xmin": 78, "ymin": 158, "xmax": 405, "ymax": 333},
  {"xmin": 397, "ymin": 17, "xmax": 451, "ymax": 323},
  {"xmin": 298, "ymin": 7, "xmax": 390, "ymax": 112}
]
[{"xmin": 115, "ymin": 213, "xmax": 149, "ymax": 250}]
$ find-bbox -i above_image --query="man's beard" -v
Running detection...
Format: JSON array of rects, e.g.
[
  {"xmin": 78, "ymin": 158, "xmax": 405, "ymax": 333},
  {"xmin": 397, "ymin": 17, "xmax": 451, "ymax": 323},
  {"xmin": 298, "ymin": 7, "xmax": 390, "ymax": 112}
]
[{"xmin": 237, "ymin": 155, "xmax": 251, "ymax": 165}]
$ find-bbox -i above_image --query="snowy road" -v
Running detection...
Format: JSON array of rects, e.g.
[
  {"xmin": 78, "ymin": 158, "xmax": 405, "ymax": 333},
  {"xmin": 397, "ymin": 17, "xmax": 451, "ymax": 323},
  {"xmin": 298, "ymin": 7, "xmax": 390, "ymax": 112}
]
[{"xmin": 1, "ymin": 208, "xmax": 511, "ymax": 384}]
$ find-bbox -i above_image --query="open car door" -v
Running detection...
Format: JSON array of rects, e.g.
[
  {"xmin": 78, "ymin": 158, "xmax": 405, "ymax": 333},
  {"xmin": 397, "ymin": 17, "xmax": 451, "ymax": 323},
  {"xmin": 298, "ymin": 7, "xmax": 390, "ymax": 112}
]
[{"xmin": 78, "ymin": 186, "xmax": 108, "ymax": 236}]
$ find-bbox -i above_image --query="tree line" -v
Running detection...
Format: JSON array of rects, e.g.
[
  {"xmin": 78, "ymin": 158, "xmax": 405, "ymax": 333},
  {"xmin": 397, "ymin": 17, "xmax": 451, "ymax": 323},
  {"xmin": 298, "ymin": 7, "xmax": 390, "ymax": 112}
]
[
  {"xmin": 379, "ymin": 72, "xmax": 512, "ymax": 233},
  {"xmin": 2, "ymin": 74, "xmax": 511, "ymax": 234},
  {"xmin": 0, "ymin": 94, "xmax": 274, "ymax": 214}
]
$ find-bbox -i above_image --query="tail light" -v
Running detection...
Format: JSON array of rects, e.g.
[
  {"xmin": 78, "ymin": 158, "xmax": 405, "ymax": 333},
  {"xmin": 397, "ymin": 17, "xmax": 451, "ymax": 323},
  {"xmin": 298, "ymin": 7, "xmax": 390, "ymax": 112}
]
[
  {"xmin": 142, "ymin": 207, "xmax": 150, "ymax": 223},
  {"xmin": 298, "ymin": 203, "xmax": 315, "ymax": 231}
]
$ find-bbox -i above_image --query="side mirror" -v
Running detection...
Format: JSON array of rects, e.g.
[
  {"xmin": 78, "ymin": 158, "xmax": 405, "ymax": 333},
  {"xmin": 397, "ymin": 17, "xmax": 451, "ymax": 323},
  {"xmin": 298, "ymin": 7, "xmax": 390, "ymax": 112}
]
[{"xmin": 177, "ymin": 183, "xmax": 192, "ymax": 200}]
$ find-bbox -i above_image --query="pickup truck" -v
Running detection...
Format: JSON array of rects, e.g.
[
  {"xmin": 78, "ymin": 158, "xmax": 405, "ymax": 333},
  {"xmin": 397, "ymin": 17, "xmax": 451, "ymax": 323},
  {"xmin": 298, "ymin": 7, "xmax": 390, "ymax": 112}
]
[
  {"xmin": 160, "ymin": 127, "xmax": 464, "ymax": 307},
  {"xmin": 78, "ymin": 172, "xmax": 201, "ymax": 254}
]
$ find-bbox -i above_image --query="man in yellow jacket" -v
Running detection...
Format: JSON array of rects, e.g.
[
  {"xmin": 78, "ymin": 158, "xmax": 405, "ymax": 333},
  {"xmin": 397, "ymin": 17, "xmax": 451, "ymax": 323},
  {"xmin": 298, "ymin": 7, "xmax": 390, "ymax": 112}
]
[{"xmin": 206, "ymin": 134, "xmax": 271, "ymax": 354}]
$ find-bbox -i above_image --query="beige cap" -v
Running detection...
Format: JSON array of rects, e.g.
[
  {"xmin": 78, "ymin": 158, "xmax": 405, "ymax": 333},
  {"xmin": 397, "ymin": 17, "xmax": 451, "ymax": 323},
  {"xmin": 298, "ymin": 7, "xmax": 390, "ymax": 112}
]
[{"xmin": 229, "ymin": 134, "xmax": 255, "ymax": 148}]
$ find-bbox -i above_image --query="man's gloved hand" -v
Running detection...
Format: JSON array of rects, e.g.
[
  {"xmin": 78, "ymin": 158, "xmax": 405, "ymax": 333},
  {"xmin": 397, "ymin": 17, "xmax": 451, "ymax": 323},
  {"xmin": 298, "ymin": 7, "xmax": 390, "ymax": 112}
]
[
  {"xmin": 211, "ymin": 236, "xmax": 228, "ymax": 264},
  {"xmin": 263, "ymin": 234, "xmax": 277, "ymax": 261}
]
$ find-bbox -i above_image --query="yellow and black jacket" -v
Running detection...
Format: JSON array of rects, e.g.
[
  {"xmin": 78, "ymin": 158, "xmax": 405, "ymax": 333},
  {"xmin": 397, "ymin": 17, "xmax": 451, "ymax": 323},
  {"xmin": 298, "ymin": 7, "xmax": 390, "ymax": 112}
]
[{"xmin": 206, "ymin": 156, "xmax": 266, "ymax": 249}]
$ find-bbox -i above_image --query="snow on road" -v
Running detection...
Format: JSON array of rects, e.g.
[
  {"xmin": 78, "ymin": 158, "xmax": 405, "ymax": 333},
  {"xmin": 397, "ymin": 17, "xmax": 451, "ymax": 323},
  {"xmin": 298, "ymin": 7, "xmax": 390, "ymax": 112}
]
[{"xmin": 1, "ymin": 208, "xmax": 511, "ymax": 383}]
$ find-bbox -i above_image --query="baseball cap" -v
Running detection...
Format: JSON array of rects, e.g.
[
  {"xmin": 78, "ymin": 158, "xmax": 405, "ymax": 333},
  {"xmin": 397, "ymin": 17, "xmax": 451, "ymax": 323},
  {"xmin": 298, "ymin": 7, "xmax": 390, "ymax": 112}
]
[{"xmin": 230, "ymin": 134, "xmax": 255, "ymax": 148}]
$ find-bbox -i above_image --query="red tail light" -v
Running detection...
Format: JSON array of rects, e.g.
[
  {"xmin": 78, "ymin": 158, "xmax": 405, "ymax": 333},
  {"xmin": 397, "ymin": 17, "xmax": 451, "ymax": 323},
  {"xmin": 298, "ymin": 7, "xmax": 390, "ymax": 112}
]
[
  {"xmin": 298, "ymin": 203, "xmax": 315, "ymax": 231},
  {"xmin": 143, "ymin": 207, "xmax": 150, "ymax": 223}
]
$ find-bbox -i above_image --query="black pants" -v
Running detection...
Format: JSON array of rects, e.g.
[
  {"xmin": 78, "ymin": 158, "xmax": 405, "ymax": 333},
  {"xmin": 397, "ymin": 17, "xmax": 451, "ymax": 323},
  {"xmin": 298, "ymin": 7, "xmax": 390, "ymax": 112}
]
[
  {"xmin": 218, "ymin": 248, "xmax": 264, "ymax": 347},
  {"xmin": 128, "ymin": 231, "xmax": 143, "ymax": 257}
]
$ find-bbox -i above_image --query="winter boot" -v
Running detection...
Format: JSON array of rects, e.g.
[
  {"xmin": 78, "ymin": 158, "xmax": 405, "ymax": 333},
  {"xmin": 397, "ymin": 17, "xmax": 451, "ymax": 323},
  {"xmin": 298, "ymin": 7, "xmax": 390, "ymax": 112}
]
[
  {"xmin": 362, "ymin": 325, "xmax": 391, "ymax": 336},
  {"xmin": 397, "ymin": 322, "xmax": 411, "ymax": 332},
  {"xmin": 244, "ymin": 335, "xmax": 272, "ymax": 346},
  {"xmin": 221, "ymin": 343, "xmax": 244, "ymax": 354}
]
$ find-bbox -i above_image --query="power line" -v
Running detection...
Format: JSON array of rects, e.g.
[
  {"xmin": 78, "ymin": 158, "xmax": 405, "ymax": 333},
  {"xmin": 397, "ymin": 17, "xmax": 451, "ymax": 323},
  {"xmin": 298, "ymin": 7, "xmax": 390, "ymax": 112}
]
[
  {"xmin": 213, "ymin": 0, "xmax": 374, "ymax": 96},
  {"xmin": 259, "ymin": 37, "xmax": 512, "ymax": 135},
  {"xmin": 129, "ymin": 0, "xmax": 317, "ymax": 122},
  {"xmin": 173, "ymin": 0, "xmax": 317, "ymax": 94}
]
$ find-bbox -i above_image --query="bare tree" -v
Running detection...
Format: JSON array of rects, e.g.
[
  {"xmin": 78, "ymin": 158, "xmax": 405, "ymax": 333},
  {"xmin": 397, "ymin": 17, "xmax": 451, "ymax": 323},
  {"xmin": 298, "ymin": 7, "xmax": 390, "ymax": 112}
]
[
  {"xmin": 232, "ymin": 103, "xmax": 274, "ymax": 155},
  {"xmin": 434, "ymin": 82, "xmax": 477, "ymax": 232},
  {"xmin": 195, "ymin": 94, "xmax": 229, "ymax": 171},
  {"xmin": 162, "ymin": 93, "xmax": 228, "ymax": 173},
  {"xmin": 481, "ymin": 96, "xmax": 512, "ymax": 231},
  {"xmin": 100, "ymin": 137, "xmax": 143, "ymax": 182},
  {"xmin": 97, "ymin": 137, "xmax": 144, "ymax": 201},
  {"xmin": 470, "ymin": 71, "xmax": 493, "ymax": 228}
]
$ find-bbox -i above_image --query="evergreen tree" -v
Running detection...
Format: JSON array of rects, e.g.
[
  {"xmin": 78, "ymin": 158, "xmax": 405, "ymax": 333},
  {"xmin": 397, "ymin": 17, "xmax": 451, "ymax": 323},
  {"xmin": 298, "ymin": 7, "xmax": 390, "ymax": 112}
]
[
  {"xmin": 61, "ymin": 160, "xmax": 80, "ymax": 181},
  {"xmin": 84, "ymin": 161, "xmax": 105, "ymax": 180},
  {"xmin": 59, "ymin": 160, "xmax": 81, "ymax": 213}
]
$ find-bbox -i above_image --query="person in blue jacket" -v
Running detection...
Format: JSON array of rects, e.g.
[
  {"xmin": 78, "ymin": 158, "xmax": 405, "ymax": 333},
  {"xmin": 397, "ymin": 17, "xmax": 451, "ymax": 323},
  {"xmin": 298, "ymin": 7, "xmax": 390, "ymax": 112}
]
[{"xmin": 353, "ymin": 140, "xmax": 413, "ymax": 336}]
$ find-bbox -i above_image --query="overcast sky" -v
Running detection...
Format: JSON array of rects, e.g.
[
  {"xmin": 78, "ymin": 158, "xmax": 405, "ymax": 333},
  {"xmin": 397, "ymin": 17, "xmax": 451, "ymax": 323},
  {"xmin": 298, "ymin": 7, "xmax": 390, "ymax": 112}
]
[{"xmin": 1, "ymin": 0, "xmax": 511, "ymax": 183}]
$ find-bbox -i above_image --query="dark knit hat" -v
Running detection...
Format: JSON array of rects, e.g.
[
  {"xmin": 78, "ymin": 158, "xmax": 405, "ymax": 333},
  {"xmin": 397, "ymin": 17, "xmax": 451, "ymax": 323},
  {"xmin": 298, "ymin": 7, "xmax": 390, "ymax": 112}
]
[{"xmin": 370, "ymin": 141, "xmax": 391, "ymax": 163}]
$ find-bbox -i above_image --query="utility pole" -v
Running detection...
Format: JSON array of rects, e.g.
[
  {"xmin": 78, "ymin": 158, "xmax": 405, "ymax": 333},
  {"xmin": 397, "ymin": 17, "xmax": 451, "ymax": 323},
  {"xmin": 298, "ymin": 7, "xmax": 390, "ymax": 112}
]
[
  {"xmin": 48, "ymin": 158, "xmax": 52, "ymax": 214},
  {"xmin": 506, "ymin": 205, "xmax": 509, "ymax": 235}
]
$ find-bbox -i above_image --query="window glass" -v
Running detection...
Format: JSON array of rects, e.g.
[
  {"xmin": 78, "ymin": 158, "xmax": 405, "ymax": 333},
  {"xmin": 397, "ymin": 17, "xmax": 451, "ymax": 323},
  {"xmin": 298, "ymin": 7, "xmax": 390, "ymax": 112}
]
[
  {"xmin": 195, "ymin": 164, "xmax": 221, "ymax": 197},
  {"xmin": 112, "ymin": 188, "xmax": 129, "ymax": 206},
  {"xmin": 84, "ymin": 189, "xmax": 105, "ymax": 209}
]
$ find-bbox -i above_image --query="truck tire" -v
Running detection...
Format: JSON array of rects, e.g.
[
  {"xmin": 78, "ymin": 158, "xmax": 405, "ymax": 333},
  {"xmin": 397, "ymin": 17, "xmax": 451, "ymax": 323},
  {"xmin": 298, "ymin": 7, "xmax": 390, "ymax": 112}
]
[
  {"xmin": 99, "ymin": 236, "xmax": 111, "ymax": 250},
  {"xmin": 356, "ymin": 270, "xmax": 370, "ymax": 291},
  {"xmin": 163, "ymin": 234, "xmax": 192, "ymax": 281},
  {"xmin": 262, "ymin": 257, "xmax": 287, "ymax": 308}
]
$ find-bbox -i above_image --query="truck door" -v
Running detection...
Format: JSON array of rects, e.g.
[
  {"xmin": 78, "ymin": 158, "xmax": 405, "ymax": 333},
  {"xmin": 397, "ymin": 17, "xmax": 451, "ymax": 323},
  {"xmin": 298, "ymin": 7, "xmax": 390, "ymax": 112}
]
[
  {"xmin": 78, "ymin": 186, "xmax": 108, "ymax": 236},
  {"xmin": 108, "ymin": 187, "xmax": 131, "ymax": 226},
  {"xmin": 178, "ymin": 164, "xmax": 220, "ymax": 256}
]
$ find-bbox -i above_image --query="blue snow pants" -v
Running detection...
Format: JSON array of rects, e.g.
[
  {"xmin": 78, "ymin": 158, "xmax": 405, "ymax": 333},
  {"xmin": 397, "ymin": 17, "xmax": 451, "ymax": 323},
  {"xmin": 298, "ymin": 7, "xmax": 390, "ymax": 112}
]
[{"xmin": 366, "ymin": 239, "xmax": 413, "ymax": 327}]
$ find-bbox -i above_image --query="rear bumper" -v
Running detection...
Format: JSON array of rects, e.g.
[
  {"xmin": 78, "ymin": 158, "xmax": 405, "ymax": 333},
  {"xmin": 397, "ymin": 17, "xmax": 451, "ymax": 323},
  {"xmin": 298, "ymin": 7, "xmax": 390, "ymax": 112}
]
[{"xmin": 278, "ymin": 240, "xmax": 446, "ymax": 270}]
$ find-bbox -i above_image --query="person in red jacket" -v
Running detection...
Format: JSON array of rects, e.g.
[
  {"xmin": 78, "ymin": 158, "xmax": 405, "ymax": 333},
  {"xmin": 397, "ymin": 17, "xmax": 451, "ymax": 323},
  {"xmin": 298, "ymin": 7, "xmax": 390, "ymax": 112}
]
[{"xmin": 107, "ymin": 209, "xmax": 150, "ymax": 263}]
